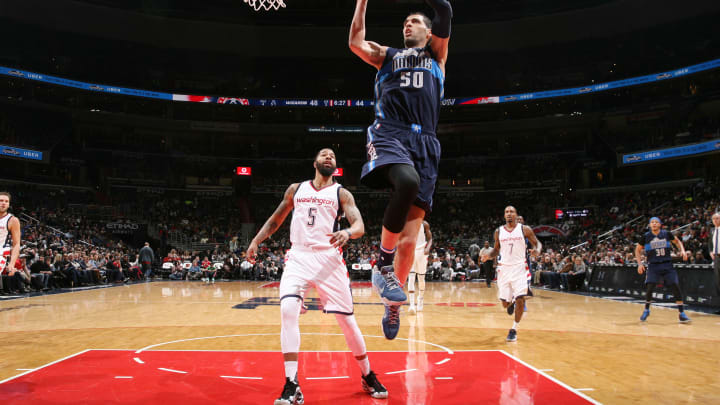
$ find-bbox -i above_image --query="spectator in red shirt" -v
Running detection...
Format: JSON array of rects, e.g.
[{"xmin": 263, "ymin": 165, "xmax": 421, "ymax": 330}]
[{"xmin": 201, "ymin": 256, "xmax": 216, "ymax": 283}]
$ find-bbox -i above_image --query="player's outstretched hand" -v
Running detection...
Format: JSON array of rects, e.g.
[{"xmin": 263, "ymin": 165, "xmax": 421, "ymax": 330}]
[
  {"xmin": 327, "ymin": 231, "xmax": 351, "ymax": 248},
  {"xmin": 637, "ymin": 263, "xmax": 645, "ymax": 274},
  {"xmin": 246, "ymin": 242, "xmax": 258, "ymax": 264},
  {"xmin": 681, "ymin": 251, "xmax": 688, "ymax": 261},
  {"xmin": 480, "ymin": 254, "xmax": 489, "ymax": 263}
]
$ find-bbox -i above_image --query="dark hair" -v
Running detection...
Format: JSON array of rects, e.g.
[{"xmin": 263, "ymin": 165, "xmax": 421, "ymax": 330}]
[
  {"xmin": 315, "ymin": 148, "xmax": 335, "ymax": 159},
  {"xmin": 0, "ymin": 191, "xmax": 10, "ymax": 200},
  {"xmin": 406, "ymin": 11, "xmax": 432, "ymax": 29}
]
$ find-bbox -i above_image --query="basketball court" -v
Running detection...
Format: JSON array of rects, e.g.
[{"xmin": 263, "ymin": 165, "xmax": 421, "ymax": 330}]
[{"xmin": 1, "ymin": 281, "xmax": 718, "ymax": 404}]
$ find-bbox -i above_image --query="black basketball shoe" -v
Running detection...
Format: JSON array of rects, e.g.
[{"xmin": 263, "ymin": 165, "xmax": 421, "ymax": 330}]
[
  {"xmin": 274, "ymin": 377, "xmax": 304, "ymax": 405},
  {"xmin": 362, "ymin": 370, "xmax": 389, "ymax": 399}
]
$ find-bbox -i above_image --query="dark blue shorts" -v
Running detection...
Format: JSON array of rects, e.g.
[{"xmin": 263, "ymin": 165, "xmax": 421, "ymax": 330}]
[
  {"xmin": 645, "ymin": 262, "xmax": 678, "ymax": 285},
  {"xmin": 360, "ymin": 119, "xmax": 441, "ymax": 213}
]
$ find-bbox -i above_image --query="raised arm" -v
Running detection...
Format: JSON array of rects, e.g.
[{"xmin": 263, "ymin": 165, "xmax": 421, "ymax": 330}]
[
  {"xmin": 522, "ymin": 225, "xmax": 542, "ymax": 257},
  {"xmin": 328, "ymin": 188, "xmax": 365, "ymax": 248},
  {"xmin": 423, "ymin": 221, "xmax": 433, "ymax": 255},
  {"xmin": 426, "ymin": 0, "xmax": 452, "ymax": 72},
  {"xmin": 247, "ymin": 183, "xmax": 298, "ymax": 261},
  {"xmin": 349, "ymin": 0, "xmax": 388, "ymax": 69}
]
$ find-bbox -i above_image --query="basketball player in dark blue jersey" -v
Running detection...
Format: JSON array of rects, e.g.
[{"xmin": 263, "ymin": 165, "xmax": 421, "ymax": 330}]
[
  {"xmin": 349, "ymin": 0, "xmax": 452, "ymax": 340},
  {"xmin": 634, "ymin": 217, "xmax": 691, "ymax": 323},
  {"xmin": 517, "ymin": 215, "xmax": 533, "ymax": 311}
]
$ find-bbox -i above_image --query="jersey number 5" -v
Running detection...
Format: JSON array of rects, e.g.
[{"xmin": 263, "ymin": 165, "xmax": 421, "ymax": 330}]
[
  {"xmin": 400, "ymin": 71, "xmax": 424, "ymax": 89},
  {"xmin": 307, "ymin": 207, "xmax": 317, "ymax": 226}
]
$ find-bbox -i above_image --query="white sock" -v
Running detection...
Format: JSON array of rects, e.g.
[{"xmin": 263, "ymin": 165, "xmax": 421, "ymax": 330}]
[
  {"xmin": 357, "ymin": 357, "xmax": 371, "ymax": 376},
  {"xmin": 284, "ymin": 360, "xmax": 298, "ymax": 381},
  {"xmin": 512, "ymin": 321, "xmax": 519, "ymax": 330}
]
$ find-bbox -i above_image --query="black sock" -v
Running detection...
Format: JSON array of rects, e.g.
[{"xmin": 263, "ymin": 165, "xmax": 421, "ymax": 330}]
[
  {"xmin": 645, "ymin": 302, "xmax": 651, "ymax": 310},
  {"xmin": 678, "ymin": 304, "xmax": 684, "ymax": 313},
  {"xmin": 378, "ymin": 246, "xmax": 396, "ymax": 269}
]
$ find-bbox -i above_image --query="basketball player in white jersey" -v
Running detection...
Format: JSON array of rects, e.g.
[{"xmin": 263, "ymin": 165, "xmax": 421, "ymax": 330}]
[
  {"xmin": 481, "ymin": 206, "xmax": 541, "ymax": 342},
  {"xmin": 408, "ymin": 221, "xmax": 432, "ymax": 314},
  {"xmin": 0, "ymin": 192, "xmax": 21, "ymax": 276},
  {"xmin": 247, "ymin": 148, "xmax": 388, "ymax": 405}
]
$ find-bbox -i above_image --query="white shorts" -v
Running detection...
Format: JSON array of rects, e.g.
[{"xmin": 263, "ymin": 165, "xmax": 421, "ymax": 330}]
[
  {"xmin": 280, "ymin": 246, "xmax": 354, "ymax": 315},
  {"xmin": 497, "ymin": 263, "xmax": 529, "ymax": 303},
  {"xmin": 411, "ymin": 250, "xmax": 428, "ymax": 275}
]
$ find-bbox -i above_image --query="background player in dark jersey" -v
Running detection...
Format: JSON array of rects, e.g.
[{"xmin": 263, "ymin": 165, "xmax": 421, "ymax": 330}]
[
  {"xmin": 349, "ymin": 0, "xmax": 452, "ymax": 340},
  {"xmin": 634, "ymin": 217, "xmax": 690, "ymax": 323},
  {"xmin": 517, "ymin": 215, "xmax": 533, "ymax": 310}
]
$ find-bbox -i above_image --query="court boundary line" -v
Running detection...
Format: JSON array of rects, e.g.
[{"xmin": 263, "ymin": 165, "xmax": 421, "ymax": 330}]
[
  {"xmin": 499, "ymin": 350, "xmax": 602, "ymax": 405},
  {"xmin": 0, "ymin": 349, "xmax": 90, "ymax": 385}
]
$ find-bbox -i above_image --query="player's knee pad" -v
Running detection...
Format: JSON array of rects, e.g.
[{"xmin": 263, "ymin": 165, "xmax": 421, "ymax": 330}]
[
  {"xmin": 335, "ymin": 314, "xmax": 367, "ymax": 357},
  {"xmin": 669, "ymin": 283, "xmax": 683, "ymax": 300},
  {"xmin": 383, "ymin": 165, "xmax": 420, "ymax": 233},
  {"xmin": 281, "ymin": 296, "xmax": 301, "ymax": 324},
  {"xmin": 645, "ymin": 283, "xmax": 656, "ymax": 300},
  {"xmin": 388, "ymin": 164, "xmax": 420, "ymax": 197},
  {"xmin": 280, "ymin": 297, "xmax": 301, "ymax": 353}
]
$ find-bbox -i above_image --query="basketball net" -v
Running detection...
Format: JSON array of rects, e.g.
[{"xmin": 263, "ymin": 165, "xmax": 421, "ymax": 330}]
[{"xmin": 243, "ymin": 0, "xmax": 286, "ymax": 11}]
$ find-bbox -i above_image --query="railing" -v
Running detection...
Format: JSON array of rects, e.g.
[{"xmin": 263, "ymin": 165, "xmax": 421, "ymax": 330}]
[{"xmin": 167, "ymin": 230, "xmax": 192, "ymax": 252}]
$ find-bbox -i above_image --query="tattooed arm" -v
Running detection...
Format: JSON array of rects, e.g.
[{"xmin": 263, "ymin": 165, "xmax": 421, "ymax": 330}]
[{"xmin": 328, "ymin": 188, "xmax": 365, "ymax": 248}]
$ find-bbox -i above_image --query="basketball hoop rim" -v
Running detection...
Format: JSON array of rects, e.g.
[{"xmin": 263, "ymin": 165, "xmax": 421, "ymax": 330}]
[{"xmin": 243, "ymin": 0, "xmax": 287, "ymax": 12}]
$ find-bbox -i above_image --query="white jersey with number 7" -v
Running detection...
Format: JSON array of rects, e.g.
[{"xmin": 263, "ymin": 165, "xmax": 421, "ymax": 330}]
[{"xmin": 498, "ymin": 224, "xmax": 526, "ymax": 266}]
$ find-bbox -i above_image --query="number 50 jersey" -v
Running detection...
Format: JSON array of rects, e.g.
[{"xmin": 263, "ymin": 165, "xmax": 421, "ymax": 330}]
[
  {"xmin": 290, "ymin": 181, "xmax": 343, "ymax": 250},
  {"xmin": 374, "ymin": 46, "xmax": 445, "ymax": 133}
]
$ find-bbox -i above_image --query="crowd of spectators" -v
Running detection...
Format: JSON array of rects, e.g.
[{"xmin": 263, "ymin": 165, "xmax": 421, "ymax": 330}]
[
  {"xmin": 2, "ymin": 178, "xmax": 718, "ymax": 296},
  {"xmin": 1, "ymin": 188, "xmax": 149, "ymax": 295}
]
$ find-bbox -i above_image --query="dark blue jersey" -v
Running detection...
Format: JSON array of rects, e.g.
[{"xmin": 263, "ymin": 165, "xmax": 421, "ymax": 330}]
[
  {"xmin": 638, "ymin": 230, "xmax": 675, "ymax": 264},
  {"xmin": 374, "ymin": 46, "xmax": 445, "ymax": 133}
]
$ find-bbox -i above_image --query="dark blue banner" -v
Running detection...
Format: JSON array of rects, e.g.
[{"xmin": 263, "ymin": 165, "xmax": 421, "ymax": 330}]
[
  {"xmin": 620, "ymin": 138, "xmax": 720, "ymax": 165},
  {"xmin": 0, "ymin": 144, "xmax": 43, "ymax": 161},
  {"xmin": 2, "ymin": 58, "xmax": 720, "ymax": 107}
]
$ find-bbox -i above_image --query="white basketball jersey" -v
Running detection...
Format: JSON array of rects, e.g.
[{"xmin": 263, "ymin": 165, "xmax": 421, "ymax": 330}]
[
  {"xmin": 415, "ymin": 223, "xmax": 427, "ymax": 252},
  {"xmin": 290, "ymin": 181, "xmax": 342, "ymax": 250},
  {"xmin": 498, "ymin": 224, "xmax": 526, "ymax": 266},
  {"xmin": 0, "ymin": 214, "xmax": 13, "ymax": 250}
]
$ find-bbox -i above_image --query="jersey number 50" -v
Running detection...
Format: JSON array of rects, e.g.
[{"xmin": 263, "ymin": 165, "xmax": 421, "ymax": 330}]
[{"xmin": 400, "ymin": 71, "xmax": 424, "ymax": 89}]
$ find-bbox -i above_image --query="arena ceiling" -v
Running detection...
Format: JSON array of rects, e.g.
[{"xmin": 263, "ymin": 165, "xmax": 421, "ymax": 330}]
[{"xmin": 73, "ymin": 0, "xmax": 620, "ymax": 26}]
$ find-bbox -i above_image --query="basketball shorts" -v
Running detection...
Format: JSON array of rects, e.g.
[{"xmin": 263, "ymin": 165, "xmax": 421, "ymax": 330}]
[
  {"xmin": 280, "ymin": 246, "xmax": 354, "ymax": 315},
  {"xmin": 360, "ymin": 119, "xmax": 441, "ymax": 213},
  {"xmin": 645, "ymin": 262, "xmax": 678, "ymax": 285},
  {"xmin": 497, "ymin": 263, "xmax": 529, "ymax": 302},
  {"xmin": 411, "ymin": 250, "xmax": 428, "ymax": 276}
]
